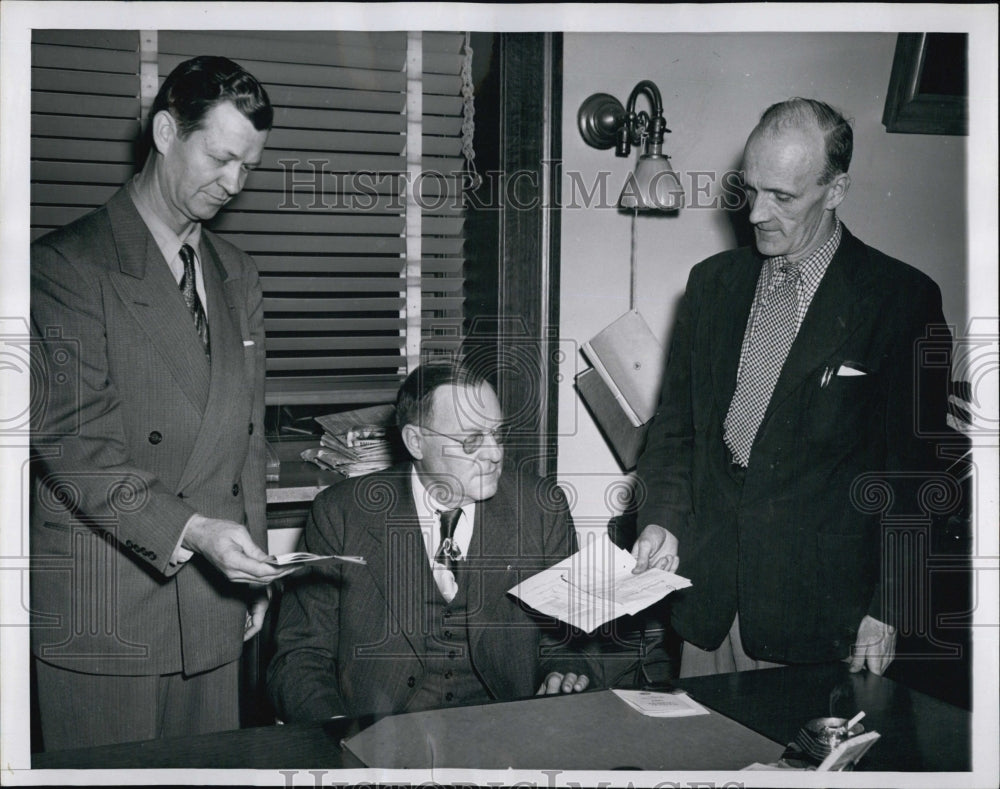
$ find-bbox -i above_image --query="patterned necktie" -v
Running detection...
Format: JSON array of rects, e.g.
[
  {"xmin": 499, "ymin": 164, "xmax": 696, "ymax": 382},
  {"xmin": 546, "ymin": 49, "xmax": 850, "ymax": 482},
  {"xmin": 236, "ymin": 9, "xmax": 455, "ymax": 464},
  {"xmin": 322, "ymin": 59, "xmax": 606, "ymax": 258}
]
[
  {"xmin": 724, "ymin": 261, "xmax": 801, "ymax": 467},
  {"xmin": 435, "ymin": 508, "xmax": 464, "ymax": 580},
  {"xmin": 178, "ymin": 243, "xmax": 210, "ymax": 356}
]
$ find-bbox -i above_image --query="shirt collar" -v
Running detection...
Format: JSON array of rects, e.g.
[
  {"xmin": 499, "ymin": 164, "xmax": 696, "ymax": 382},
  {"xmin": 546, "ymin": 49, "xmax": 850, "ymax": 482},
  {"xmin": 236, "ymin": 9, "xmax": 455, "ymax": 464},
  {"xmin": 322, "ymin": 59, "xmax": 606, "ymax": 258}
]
[
  {"xmin": 765, "ymin": 218, "xmax": 841, "ymax": 286},
  {"xmin": 410, "ymin": 467, "xmax": 476, "ymax": 561},
  {"xmin": 127, "ymin": 177, "xmax": 202, "ymax": 265},
  {"xmin": 410, "ymin": 467, "xmax": 476, "ymax": 528}
]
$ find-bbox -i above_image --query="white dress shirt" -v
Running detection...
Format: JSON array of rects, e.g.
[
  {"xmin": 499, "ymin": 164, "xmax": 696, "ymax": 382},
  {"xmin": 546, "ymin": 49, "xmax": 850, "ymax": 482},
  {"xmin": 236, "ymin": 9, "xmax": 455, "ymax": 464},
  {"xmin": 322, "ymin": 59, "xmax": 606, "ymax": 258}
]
[{"xmin": 411, "ymin": 468, "xmax": 475, "ymax": 602}]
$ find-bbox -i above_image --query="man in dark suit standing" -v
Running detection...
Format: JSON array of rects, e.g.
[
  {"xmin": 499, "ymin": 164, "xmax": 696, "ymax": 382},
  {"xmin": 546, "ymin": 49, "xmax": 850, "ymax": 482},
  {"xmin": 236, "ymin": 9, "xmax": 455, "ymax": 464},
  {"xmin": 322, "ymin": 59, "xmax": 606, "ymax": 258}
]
[
  {"xmin": 631, "ymin": 98, "xmax": 953, "ymax": 678},
  {"xmin": 267, "ymin": 361, "xmax": 597, "ymax": 722},
  {"xmin": 30, "ymin": 56, "xmax": 293, "ymax": 749}
]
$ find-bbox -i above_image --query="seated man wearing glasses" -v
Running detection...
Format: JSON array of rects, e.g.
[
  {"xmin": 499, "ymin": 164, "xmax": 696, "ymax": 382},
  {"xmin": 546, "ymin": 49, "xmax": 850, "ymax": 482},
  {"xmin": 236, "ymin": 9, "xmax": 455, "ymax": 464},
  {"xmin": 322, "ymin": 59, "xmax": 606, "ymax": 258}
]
[{"xmin": 267, "ymin": 360, "xmax": 598, "ymax": 722}]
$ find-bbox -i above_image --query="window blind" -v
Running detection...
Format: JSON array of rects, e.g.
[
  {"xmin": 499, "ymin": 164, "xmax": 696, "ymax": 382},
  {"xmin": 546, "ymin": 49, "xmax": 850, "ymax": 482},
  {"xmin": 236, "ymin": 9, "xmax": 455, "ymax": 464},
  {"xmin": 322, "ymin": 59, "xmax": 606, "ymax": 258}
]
[
  {"xmin": 30, "ymin": 30, "xmax": 141, "ymax": 240},
  {"xmin": 159, "ymin": 30, "xmax": 467, "ymax": 406},
  {"xmin": 30, "ymin": 30, "xmax": 468, "ymax": 408}
]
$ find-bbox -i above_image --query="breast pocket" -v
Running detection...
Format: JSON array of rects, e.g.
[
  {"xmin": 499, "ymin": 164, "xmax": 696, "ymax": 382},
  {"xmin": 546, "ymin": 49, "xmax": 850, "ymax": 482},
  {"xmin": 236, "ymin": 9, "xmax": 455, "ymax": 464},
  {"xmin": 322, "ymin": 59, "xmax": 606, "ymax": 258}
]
[{"xmin": 804, "ymin": 368, "xmax": 881, "ymax": 446}]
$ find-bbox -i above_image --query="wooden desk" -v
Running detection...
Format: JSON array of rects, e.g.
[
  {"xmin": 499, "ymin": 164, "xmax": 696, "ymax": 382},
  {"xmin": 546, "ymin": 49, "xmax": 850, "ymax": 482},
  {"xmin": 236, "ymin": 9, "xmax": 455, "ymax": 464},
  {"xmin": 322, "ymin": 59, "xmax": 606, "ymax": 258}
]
[{"xmin": 32, "ymin": 663, "xmax": 970, "ymax": 772}]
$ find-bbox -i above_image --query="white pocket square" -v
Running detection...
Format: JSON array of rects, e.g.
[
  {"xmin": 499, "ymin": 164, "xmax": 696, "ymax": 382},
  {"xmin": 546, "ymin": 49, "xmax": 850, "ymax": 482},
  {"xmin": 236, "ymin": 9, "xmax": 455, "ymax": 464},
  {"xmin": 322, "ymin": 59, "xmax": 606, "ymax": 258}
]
[
  {"xmin": 836, "ymin": 364, "xmax": 866, "ymax": 377},
  {"xmin": 243, "ymin": 340, "xmax": 255, "ymax": 347}
]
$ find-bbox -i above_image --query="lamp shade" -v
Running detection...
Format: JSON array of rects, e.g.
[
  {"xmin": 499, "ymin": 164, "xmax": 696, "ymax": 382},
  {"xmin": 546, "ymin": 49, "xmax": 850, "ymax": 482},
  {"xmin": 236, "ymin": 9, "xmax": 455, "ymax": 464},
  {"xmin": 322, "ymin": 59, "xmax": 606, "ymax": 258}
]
[{"xmin": 618, "ymin": 152, "xmax": 685, "ymax": 211}]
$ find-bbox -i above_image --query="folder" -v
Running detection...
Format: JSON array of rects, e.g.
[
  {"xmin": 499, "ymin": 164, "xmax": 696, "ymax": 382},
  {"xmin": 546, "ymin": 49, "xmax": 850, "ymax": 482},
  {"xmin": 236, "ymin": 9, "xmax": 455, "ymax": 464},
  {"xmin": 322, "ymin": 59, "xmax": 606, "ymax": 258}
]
[{"xmin": 581, "ymin": 309, "xmax": 663, "ymax": 428}]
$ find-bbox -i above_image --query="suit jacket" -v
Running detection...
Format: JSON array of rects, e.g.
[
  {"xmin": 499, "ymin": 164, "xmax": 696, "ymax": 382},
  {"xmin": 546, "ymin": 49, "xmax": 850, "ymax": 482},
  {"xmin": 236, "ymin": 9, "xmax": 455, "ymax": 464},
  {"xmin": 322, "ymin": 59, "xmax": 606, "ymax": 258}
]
[
  {"xmin": 29, "ymin": 187, "xmax": 268, "ymax": 676},
  {"xmin": 636, "ymin": 226, "xmax": 953, "ymax": 663},
  {"xmin": 267, "ymin": 465, "xmax": 597, "ymax": 722}
]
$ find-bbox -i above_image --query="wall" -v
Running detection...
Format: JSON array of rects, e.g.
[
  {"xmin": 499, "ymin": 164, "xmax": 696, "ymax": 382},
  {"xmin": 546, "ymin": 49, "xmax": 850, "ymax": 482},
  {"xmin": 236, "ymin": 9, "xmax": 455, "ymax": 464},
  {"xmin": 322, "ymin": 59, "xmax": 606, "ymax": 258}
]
[{"xmin": 556, "ymin": 32, "xmax": 968, "ymax": 532}]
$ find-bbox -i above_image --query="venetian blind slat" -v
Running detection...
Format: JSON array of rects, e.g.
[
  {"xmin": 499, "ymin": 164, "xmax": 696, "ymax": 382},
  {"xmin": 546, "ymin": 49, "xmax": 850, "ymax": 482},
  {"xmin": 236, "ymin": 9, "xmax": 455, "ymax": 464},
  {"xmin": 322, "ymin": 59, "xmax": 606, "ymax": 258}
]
[{"xmin": 30, "ymin": 31, "xmax": 140, "ymax": 245}]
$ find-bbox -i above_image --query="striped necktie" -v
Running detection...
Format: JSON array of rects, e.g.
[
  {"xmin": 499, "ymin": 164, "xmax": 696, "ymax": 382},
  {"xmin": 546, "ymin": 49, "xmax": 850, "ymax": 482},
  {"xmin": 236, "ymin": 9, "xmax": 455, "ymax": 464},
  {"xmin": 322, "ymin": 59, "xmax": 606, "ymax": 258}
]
[{"xmin": 178, "ymin": 243, "xmax": 210, "ymax": 356}]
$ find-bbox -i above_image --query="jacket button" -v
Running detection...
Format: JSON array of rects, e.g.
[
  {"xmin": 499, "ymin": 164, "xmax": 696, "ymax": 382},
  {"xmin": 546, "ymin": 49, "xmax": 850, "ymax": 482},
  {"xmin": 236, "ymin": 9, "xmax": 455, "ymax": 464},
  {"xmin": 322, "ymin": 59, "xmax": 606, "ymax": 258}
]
[
  {"xmin": 407, "ymin": 676, "xmax": 416, "ymax": 688},
  {"xmin": 232, "ymin": 483, "xmax": 240, "ymax": 496},
  {"xmin": 248, "ymin": 422, "xmax": 254, "ymax": 435},
  {"xmin": 148, "ymin": 431, "xmax": 162, "ymax": 445}
]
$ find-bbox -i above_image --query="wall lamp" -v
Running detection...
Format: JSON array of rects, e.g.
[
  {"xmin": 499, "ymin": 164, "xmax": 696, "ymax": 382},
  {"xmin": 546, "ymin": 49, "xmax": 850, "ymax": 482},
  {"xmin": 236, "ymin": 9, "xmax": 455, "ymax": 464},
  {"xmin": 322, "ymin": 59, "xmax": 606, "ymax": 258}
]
[{"xmin": 578, "ymin": 80, "xmax": 684, "ymax": 211}]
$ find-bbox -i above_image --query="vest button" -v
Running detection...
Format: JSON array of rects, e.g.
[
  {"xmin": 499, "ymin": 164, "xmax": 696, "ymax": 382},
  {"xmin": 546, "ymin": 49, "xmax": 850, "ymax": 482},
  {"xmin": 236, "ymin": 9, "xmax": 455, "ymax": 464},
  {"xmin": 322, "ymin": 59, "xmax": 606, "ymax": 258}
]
[
  {"xmin": 444, "ymin": 671, "xmax": 453, "ymax": 680},
  {"xmin": 232, "ymin": 483, "xmax": 240, "ymax": 496},
  {"xmin": 448, "ymin": 650, "xmax": 456, "ymax": 660},
  {"xmin": 444, "ymin": 630, "xmax": 453, "ymax": 639},
  {"xmin": 445, "ymin": 692, "xmax": 454, "ymax": 702},
  {"xmin": 407, "ymin": 676, "xmax": 416, "ymax": 688},
  {"xmin": 148, "ymin": 431, "xmax": 162, "ymax": 445}
]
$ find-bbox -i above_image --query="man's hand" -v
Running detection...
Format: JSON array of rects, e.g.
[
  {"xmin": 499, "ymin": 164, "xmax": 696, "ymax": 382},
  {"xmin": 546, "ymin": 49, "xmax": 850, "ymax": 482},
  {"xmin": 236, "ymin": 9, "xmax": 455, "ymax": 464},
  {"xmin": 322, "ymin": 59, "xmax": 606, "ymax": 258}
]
[
  {"xmin": 536, "ymin": 672, "xmax": 589, "ymax": 696},
  {"xmin": 244, "ymin": 589, "xmax": 270, "ymax": 641},
  {"xmin": 182, "ymin": 515, "xmax": 295, "ymax": 584},
  {"xmin": 848, "ymin": 614, "xmax": 897, "ymax": 676},
  {"xmin": 631, "ymin": 524, "xmax": 680, "ymax": 574}
]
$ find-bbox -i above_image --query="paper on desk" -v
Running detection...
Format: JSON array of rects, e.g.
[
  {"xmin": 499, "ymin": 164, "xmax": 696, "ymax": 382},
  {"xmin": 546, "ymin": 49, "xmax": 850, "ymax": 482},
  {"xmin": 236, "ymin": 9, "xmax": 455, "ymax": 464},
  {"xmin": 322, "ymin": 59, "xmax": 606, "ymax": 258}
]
[
  {"xmin": 612, "ymin": 689, "xmax": 709, "ymax": 717},
  {"xmin": 268, "ymin": 552, "xmax": 366, "ymax": 567},
  {"xmin": 507, "ymin": 532, "xmax": 691, "ymax": 633}
]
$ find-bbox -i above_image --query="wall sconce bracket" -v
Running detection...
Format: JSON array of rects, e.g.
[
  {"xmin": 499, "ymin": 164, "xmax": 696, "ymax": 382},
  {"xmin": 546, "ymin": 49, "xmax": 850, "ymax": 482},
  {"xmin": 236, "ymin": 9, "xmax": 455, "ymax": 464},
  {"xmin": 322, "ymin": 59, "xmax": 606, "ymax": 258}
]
[{"xmin": 577, "ymin": 92, "xmax": 626, "ymax": 150}]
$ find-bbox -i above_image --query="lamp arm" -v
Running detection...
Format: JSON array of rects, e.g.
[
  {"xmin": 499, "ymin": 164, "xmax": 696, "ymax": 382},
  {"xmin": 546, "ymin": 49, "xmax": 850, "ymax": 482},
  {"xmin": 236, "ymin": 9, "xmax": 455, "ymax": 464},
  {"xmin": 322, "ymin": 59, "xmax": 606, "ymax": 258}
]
[{"xmin": 625, "ymin": 80, "xmax": 669, "ymax": 148}]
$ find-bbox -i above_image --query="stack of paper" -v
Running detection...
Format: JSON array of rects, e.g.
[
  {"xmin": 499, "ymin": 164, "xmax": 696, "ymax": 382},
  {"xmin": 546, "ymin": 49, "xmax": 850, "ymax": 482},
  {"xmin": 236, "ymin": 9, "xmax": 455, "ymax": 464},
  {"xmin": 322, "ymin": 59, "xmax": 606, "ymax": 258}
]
[
  {"xmin": 268, "ymin": 552, "xmax": 367, "ymax": 568},
  {"xmin": 302, "ymin": 404, "xmax": 401, "ymax": 478},
  {"xmin": 507, "ymin": 531, "xmax": 691, "ymax": 633}
]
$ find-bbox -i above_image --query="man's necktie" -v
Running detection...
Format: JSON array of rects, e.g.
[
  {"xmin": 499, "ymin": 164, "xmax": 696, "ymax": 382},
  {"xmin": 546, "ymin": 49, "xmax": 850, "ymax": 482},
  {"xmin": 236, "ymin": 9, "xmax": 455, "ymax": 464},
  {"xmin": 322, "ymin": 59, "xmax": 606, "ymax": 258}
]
[
  {"xmin": 723, "ymin": 262, "xmax": 801, "ymax": 467},
  {"xmin": 435, "ymin": 508, "xmax": 464, "ymax": 581},
  {"xmin": 178, "ymin": 243, "xmax": 210, "ymax": 356}
]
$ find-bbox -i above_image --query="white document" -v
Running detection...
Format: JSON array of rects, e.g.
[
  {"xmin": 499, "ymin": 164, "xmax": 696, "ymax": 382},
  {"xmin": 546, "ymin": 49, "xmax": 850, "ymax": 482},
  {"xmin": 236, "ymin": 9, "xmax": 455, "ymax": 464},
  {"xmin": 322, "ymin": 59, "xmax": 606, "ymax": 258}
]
[
  {"xmin": 611, "ymin": 689, "xmax": 710, "ymax": 717},
  {"xmin": 268, "ymin": 552, "xmax": 367, "ymax": 568},
  {"xmin": 507, "ymin": 532, "xmax": 691, "ymax": 633}
]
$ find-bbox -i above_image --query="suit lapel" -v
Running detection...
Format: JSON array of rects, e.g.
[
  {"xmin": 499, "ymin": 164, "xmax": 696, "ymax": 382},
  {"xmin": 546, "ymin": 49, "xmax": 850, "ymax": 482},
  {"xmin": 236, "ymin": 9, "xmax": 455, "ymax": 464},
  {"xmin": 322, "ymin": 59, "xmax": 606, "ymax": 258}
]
[
  {"xmin": 175, "ymin": 237, "xmax": 249, "ymax": 492},
  {"xmin": 105, "ymin": 189, "xmax": 211, "ymax": 412},
  {"xmin": 467, "ymin": 491, "xmax": 516, "ymax": 655},
  {"xmin": 359, "ymin": 470, "xmax": 426, "ymax": 661},
  {"xmin": 711, "ymin": 249, "xmax": 762, "ymax": 417},
  {"xmin": 762, "ymin": 228, "xmax": 876, "ymax": 423}
]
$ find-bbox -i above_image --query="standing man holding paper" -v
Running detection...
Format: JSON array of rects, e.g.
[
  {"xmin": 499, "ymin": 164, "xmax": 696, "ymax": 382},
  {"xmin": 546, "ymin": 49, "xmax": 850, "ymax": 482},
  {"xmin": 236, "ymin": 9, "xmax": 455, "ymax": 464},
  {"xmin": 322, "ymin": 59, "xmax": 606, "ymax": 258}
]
[
  {"xmin": 268, "ymin": 361, "xmax": 598, "ymax": 721},
  {"xmin": 30, "ymin": 56, "xmax": 293, "ymax": 750},
  {"xmin": 631, "ymin": 98, "xmax": 953, "ymax": 678}
]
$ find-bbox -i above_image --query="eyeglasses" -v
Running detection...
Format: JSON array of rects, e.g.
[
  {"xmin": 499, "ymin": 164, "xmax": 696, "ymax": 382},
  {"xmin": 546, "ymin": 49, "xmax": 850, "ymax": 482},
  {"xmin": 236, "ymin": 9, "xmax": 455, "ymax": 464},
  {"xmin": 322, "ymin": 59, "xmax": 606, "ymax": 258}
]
[{"xmin": 419, "ymin": 423, "xmax": 511, "ymax": 454}]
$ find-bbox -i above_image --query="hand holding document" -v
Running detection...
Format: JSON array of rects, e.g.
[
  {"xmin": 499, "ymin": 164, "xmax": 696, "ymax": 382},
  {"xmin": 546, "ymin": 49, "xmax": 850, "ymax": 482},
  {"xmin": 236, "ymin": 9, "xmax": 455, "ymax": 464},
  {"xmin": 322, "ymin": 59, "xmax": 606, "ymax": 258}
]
[
  {"xmin": 507, "ymin": 532, "xmax": 691, "ymax": 633},
  {"xmin": 268, "ymin": 552, "xmax": 366, "ymax": 568}
]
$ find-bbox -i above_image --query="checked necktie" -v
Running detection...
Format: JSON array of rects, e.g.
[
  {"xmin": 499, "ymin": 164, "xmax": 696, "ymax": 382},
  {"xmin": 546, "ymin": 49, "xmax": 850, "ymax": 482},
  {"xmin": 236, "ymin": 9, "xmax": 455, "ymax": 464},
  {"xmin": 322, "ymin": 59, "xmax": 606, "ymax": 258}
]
[
  {"xmin": 723, "ymin": 261, "xmax": 801, "ymax": 467},
  {"xmin": 435, "ymin": 507, "xmax": 464, "ymax": 581},
  {"xmin": 178, "ymin": 243, "xmax": 210, "ymax": 356}
]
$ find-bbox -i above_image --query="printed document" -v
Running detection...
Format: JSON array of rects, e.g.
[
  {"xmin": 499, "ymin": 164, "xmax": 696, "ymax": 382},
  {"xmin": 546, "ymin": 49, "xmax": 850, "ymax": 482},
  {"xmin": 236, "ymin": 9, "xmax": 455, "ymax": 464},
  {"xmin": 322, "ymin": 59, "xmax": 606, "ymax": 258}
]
[{"xmin": 507, "ymin": 532, "xmax": 691, "ymax": 632}]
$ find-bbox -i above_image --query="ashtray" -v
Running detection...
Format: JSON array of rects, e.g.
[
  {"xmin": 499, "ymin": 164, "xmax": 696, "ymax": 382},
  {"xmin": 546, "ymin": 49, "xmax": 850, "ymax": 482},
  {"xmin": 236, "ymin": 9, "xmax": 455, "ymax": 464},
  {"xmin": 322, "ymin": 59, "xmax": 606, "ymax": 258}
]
[{"xmin": 794, "ymin": 716, "xmax": 865, "ymax": 762}]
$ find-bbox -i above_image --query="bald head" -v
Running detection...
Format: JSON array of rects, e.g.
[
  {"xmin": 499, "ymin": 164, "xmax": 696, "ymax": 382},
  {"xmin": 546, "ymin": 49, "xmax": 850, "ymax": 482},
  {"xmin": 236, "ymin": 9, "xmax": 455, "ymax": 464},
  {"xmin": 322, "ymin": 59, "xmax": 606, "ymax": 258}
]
[{"xmin": 750, "ymin": 98, "xmax": 853, "ymax": 185}]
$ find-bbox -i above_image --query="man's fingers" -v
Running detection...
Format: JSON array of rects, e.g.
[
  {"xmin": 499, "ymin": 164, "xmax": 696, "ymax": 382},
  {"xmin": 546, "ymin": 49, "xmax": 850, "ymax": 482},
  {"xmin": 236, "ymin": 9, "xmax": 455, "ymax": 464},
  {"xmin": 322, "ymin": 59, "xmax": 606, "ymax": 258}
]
[
  {"xmin": 632, "ymin": 540, "xmax": 652, "ymax": 574},
  {"xmin": 573, "ymin": 674, "xmax": 590, "ymax": 692},
  {"xmin": 538, "ymin": 672, "xmax": 564, "ymax": 695}
]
